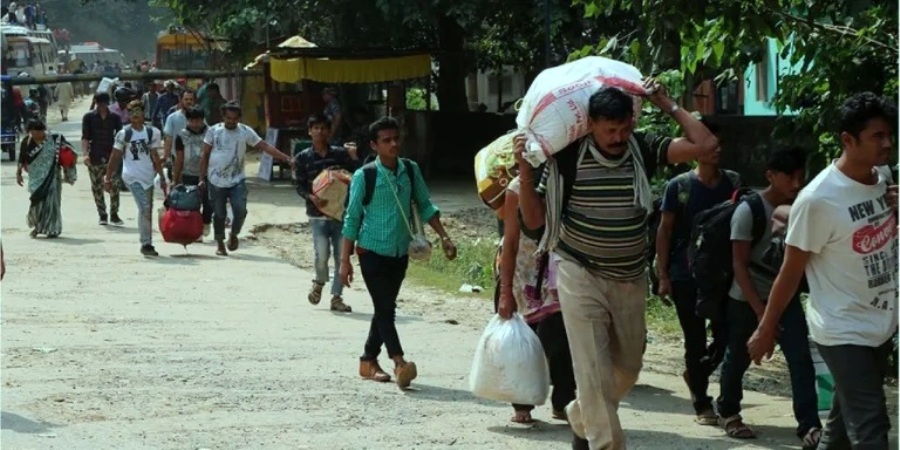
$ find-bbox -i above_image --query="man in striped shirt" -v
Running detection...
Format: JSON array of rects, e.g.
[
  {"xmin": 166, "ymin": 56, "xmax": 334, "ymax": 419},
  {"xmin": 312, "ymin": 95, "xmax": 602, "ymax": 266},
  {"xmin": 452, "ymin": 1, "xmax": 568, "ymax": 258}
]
[
  {"xmin": 340, "ymin": 117, "xmax": 457, "ymax": 390},
  {"xmin": 517, "ymin": 84, "xmax": 720, "ymax": 450}
]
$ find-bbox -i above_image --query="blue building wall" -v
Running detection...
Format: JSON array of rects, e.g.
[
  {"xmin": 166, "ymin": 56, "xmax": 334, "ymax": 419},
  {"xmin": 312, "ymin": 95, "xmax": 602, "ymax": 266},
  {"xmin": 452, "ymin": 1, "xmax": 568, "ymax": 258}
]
[{"xmin": 743, "ymin": 38, "xmax": 802, "ymax": 116}]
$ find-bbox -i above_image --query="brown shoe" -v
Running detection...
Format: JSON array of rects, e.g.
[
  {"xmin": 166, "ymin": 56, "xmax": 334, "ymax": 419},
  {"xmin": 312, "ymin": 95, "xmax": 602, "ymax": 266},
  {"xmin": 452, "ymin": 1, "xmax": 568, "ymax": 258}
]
[
  {"xmin": 330, "ymin": 296, "xmax": 352, "ymax": 312},
  {"xmin": 308, "ymin": 282, "xmax": 324, "ymax": 305},
  {"xmin": 359, "ymin": 360, "xmax": 391, "ymax": 382},
  {"xmin": 394, "ymin": 361, "xmax": 418, "ymax": 389},
  {"xmin": 227, "ymin": 233, "xmax": 239, "ymax": 251}
]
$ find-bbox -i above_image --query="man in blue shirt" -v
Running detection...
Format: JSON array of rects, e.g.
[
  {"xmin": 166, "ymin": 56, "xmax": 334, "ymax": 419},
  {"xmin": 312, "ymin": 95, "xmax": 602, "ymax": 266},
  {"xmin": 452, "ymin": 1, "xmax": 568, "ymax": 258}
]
[
  {"xmin": 339, "ymin": 117, "xmax": 456, "ymax": 389},
  {"xmin": 151, "ymin": 80, "xmax": 179, "ymax": 130},
  {"xmin": 656, "ymin": 121, "xmax": 740, "ymax": 425}
]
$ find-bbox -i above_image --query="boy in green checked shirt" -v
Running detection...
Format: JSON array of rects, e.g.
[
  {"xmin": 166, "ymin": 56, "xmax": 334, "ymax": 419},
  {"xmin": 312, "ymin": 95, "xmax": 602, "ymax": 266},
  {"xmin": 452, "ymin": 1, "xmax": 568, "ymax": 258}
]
[{"xmin": 340, "ymin": 117, "xmax": 457, "ymax": 389}]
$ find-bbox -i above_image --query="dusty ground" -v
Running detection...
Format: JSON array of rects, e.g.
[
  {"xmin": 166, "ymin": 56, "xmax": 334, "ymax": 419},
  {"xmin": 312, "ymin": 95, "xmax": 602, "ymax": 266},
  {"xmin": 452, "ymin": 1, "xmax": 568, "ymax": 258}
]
[{"xmin": 1, "ymin": 98, "xmax": 897, "ymax": 450}]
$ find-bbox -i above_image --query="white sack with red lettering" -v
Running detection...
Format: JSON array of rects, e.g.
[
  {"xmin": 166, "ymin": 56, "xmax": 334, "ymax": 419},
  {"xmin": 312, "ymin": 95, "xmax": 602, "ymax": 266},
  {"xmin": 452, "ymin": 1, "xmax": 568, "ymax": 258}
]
[{"xmin": 515, "ymin": 56, "xmax": 647, "ymax": 167}]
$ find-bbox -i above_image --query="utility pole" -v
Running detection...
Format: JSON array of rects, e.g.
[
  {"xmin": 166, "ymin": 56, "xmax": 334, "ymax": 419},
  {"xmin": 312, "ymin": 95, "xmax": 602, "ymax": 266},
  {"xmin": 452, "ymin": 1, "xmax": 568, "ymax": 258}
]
[{"xmin": 543, "ymin": 0, "xmax": 551, "ymax": 68}]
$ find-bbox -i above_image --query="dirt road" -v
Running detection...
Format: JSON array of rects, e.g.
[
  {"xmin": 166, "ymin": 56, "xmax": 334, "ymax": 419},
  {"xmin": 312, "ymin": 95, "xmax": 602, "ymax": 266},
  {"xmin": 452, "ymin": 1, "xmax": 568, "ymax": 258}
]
[{"xmin": 1, "ymin": 99, "xmax": 896, "ymax": 449}]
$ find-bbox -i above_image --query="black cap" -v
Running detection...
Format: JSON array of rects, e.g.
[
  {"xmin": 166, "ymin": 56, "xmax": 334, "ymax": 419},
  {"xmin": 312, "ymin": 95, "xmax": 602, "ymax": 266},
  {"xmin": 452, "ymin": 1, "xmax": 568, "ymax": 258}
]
[{"xmin": 95, "ymin": 92, "xmax": 111, "ymax": 104}]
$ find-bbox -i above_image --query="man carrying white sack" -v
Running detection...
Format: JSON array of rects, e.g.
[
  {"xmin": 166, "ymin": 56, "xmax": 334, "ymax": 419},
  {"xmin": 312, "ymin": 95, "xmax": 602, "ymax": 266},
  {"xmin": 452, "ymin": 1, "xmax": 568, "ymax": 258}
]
[{"xmin": 516, "ymin": 82, "xmax": 720, "ymax": 450}]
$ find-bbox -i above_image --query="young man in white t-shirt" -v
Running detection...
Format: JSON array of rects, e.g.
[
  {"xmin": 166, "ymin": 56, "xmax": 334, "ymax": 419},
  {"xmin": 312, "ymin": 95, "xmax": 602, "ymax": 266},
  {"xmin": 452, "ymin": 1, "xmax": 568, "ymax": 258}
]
[
  {"xmin": 749, "ymin": 92, "xmax": 898, "ymax": 449},
  {"xmin": 104, "ymin": 100, "xmax": 167, "ymax": 256},
  {"xmin": 199, "ymin": 101, "xmax": 294, "ymax": 256}
]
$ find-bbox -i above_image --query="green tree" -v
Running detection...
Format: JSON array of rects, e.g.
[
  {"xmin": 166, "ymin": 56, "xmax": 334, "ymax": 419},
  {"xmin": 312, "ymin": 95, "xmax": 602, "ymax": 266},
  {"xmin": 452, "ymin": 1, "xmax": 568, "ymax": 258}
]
[{"xmin": 573, "ymin": 0, "xmax": 898, "ymax": 161}]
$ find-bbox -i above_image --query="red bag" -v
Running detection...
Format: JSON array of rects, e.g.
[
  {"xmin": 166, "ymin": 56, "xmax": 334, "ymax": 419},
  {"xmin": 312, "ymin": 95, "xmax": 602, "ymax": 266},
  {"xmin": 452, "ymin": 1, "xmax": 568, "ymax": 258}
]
[
  {"xmin": 58, "ymin": 144, "xmax": 77, "ymax": 168},
  {"xmin": 159, "ymin": 208, "xmax": 203, "ymax": 246}
]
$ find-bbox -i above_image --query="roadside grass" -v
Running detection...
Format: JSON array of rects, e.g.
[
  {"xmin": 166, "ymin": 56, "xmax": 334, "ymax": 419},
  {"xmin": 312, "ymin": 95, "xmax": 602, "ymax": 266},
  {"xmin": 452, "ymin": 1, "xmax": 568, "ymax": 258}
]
[
  {"xmin": 406, "ymin": 238, "xmax": 497, "ymax": 299},
  {"xmin": 407, "ymin": 240, "xmax": 683, "ymax": 338}
]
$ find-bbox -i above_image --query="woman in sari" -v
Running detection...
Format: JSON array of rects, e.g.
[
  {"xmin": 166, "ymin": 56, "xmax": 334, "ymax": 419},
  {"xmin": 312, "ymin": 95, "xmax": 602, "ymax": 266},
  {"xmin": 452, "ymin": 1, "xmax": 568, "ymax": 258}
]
[
  {"xmin": 497, "ymin": 174, "xmax": 577, "ymax": 424},
  {"xmin": 15, "ymin": 119, "xmax": 75, "ymax": 238}
]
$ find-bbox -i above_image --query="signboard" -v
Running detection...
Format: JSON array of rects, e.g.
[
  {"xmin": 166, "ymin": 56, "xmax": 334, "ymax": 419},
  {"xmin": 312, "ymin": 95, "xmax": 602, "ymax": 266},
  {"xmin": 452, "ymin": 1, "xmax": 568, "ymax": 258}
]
[{"xmin": 257, "ymin": 127, "xmax": 279, "ymax": 181}]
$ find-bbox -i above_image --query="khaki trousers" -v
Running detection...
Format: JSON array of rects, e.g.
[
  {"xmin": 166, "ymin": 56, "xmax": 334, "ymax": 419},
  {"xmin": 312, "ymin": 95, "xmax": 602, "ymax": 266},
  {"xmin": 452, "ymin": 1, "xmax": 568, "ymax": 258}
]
[{"xmin": 557, "ymin": 258, "xmax": 647, "ymax": 450}]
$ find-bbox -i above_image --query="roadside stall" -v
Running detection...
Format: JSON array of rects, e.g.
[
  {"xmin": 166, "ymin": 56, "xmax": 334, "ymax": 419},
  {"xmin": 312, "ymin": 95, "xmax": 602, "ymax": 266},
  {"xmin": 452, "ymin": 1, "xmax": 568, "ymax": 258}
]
[{"xmin": 243, "ymin": 35, "xmax": 431, "ymax": 180}]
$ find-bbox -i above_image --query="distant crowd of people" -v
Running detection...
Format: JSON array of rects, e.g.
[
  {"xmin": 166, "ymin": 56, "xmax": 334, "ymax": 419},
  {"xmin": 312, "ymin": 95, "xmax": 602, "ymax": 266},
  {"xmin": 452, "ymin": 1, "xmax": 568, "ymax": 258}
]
[{"xmin": 2, "ymin": 1, "xmax": 48, "ymax": 30}]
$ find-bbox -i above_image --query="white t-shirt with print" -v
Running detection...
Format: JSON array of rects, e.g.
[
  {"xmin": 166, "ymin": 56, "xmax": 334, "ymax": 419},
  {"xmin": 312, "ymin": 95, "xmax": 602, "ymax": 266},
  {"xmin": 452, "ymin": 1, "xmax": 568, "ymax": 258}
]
[
  {"xmin": 114, "ymin": 125, "xmax": 162, "ymax": 190},
  {"xmin": 786, "ymin": 163, "xmax": 898, "ymax": 347},
  {"xmin": 203, "ymin": 123, "xmax": 261, "ymax": 188}
]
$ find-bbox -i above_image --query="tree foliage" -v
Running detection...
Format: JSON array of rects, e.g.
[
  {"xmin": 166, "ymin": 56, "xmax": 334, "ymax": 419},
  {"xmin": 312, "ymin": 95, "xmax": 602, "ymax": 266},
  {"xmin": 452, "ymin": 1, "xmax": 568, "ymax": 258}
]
[
  {"xmin": 143, "ymin": 0, "xmax": 614, "ymax": 111},
  {"xmin": 574, "ymin": 0, "xmax": 898, "ymax": 160},
  {"xmin": 44, "ymin": 0, "xmax": 172, "ymax": 60}
]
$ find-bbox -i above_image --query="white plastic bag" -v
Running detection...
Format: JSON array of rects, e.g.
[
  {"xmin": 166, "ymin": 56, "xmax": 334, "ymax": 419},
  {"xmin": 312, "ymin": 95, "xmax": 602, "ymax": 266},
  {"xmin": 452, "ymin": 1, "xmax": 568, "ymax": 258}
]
[
  {"xmin": 469, "ymin": 313, "xmax": 550, "ymax": 405},
  {"xmin": 515, "ymin": 56, "xmax": 647, "ymax": 167}
]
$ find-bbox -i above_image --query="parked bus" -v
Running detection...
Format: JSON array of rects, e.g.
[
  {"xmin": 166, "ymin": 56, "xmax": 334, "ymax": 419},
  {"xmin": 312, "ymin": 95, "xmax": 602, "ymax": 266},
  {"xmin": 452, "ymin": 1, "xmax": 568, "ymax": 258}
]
[
  {"xmin": 58, "ymin": 42, "xmax": 125, "ymax": 75},
  {"xmin": 1, "ymin": 23, "xmax": 57, "ymax": 76}
]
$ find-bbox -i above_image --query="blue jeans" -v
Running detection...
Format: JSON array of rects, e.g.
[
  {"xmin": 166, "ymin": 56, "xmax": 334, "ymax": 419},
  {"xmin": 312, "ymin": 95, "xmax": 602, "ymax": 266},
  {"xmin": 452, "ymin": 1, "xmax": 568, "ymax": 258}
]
[
  {"xmin": 310, "ymin": 218, "xmax": 343, "ymax": 297},
  {"xmin": 208, "ymin": 180, "xmax": 248, "ymax": 241},
  {"xmin": 717, "ymin": 297, "xmax": 821, "ymax": 437},
  {"xmin": 129, "ymin": 182, "xmax": 154, "ymax": 246}
]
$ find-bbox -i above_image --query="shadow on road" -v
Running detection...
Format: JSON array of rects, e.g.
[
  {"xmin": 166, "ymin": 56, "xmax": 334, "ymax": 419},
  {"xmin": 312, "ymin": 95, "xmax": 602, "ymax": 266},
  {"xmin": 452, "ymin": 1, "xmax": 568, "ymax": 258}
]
[
  {"xmin": 39, "ymin": 236, "xmax": 106, "ymax": 246},
  {"xmin": 337, "ymin": 310, "xmax": 422, "ymax": 324},
  {"xmin": 0, "ymin": 411, "xmax": 59, "ymax": 434},
  {"xmin": 402, "ymin": 382, "xmax": 500, "ymax": 407},
  {"xmin": 487, "ymin": 422, "xmax": 571, "ymax": 444}
]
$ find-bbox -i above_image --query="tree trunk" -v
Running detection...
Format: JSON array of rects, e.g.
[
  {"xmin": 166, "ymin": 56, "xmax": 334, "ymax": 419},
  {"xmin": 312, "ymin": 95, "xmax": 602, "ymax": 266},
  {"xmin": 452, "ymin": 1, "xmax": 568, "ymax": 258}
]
[{"xmin": 435, "ymin": 15, "xmax": 469, "ymax": 112}]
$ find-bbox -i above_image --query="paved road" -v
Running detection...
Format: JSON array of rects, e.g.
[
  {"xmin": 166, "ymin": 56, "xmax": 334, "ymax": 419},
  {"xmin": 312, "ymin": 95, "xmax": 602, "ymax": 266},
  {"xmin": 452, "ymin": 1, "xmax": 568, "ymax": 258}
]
[{"xmin": 1, "ymin": 98, "xmax": 896, "ymax": 449}]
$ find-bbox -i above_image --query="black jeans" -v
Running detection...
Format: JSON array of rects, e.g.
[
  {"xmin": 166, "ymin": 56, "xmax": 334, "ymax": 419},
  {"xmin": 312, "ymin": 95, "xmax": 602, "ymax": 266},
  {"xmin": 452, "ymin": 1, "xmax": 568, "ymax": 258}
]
[
  {"xmin": 359, "ymin": 251, "xmax": 409, "ymax": 361},
  {"xmin": 512, "ymin": 312, "xmax": 577, "ymax": 412},
  {"xmin": 817, "ymin": 341, "xmax": 892, "ymax": 450},
  {"xmin": 180, "ymin": 175, "xmax": 213, "ymax": 225},
  {"xmin": 717, "ymin": 297, "xmax": 821, "ymax": 436},
  {"xmin": 671, "ymin": 280, "xmax": 727, "ymax": 414}
]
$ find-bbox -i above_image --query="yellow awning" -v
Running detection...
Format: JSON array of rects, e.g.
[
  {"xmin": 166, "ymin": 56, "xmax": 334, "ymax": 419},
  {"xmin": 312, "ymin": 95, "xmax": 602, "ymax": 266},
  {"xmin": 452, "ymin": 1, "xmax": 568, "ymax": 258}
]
[{"xmin": 268, "ymin": 54, "xmax": 431, "ymax": 84}]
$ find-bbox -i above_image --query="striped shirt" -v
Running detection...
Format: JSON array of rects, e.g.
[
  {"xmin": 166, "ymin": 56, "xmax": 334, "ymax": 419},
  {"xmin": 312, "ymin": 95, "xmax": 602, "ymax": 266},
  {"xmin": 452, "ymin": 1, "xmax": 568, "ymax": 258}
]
[
  {"xmin": 540, "ymin": 134, "xmax": 670, "ymax": 280},
  {"xmin": 342, "ymin": 157, "xmax": 440, "ymax": 258}
]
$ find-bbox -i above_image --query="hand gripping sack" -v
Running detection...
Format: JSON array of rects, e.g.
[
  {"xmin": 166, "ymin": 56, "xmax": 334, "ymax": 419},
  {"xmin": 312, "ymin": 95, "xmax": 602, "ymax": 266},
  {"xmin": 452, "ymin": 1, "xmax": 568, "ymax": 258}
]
[
  {"xmin": 469, "ymin": 314, "xmax": 550, "ymax": 405},
  {"xmin": 165, "ymin": 184, "xmax": 203, "ymax": 211},
  {"xmin": 515, "ymin": 56, "xmax": 647, "ymax": 167},
  {"xmin": 474, "ymin": 132, "xmax": 519, "ymax": 211}
]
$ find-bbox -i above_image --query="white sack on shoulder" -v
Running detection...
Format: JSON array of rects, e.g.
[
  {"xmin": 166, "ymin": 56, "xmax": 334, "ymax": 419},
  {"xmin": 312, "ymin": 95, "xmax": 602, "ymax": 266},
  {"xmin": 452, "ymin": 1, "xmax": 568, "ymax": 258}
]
[
  {"xmin": 469, "ymin": 313, "xmax": 550, "ymax": 405},
  {"xmin": 515, "ymin": 56, "xmax": 646, "ymax": 167}
]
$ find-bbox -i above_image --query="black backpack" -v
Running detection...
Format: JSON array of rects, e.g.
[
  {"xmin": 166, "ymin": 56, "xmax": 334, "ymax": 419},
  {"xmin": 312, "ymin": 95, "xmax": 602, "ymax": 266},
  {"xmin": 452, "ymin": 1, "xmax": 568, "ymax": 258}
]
[
  {"xmin": 359, "ymin": 158, "xmax": 415, "ymax": 207},
  {"xmin": 646, "ymin": 170, "xmax": 741, "ymax": 293},
  {"xmin": 688, "ymin": 189, "xmax": 766, "ymax": 320}
]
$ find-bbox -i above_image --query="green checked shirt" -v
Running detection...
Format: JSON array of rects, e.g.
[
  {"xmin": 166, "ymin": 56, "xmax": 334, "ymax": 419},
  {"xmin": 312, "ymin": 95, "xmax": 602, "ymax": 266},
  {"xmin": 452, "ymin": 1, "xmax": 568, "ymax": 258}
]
[{"xmin": 342, "ymin": 158, "xmax": 440, "ymax": 258}]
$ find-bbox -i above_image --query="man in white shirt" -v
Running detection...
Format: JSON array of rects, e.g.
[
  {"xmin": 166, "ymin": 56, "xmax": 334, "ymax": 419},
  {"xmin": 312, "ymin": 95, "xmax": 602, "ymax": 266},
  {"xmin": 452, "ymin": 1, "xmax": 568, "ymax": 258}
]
[
  {"xmin": 104, "ymin": 100, "xmax": 167, "ymax": 256},
  {"xmin": 749, "ymin": 92, "xmax": 898, "ymax": 450},
  {"xmin": 199, "ymin": 101, "xmax": 294, "ymax": 256}
]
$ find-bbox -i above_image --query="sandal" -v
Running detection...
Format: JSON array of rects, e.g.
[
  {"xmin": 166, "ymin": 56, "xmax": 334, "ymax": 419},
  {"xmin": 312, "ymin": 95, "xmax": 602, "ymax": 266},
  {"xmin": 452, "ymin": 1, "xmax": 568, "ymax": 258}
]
[
  {"xmin": 552, "ymin": 409, "xmax": 568, "ymax": 422},
  {"xmin": 330, "ymin": 295, "xmax": 352, "ymax": 312},
  {"xmin": 511, "ymin": 410, "xmax": 534, "ymax": 424},
  {"xmin": 721, "ymin": 415, "xmax": 756, "ymax": 439},
  {"xmin": 307, "ymin": 282, "xmax": 323, "ymax": 305},
  {"xmin": 801, "ymin": 427, "xmax": 821, "ymax": 450},
  {"xmin": 695, "ymin": 408, "xmax": 718, "ymax": 426}
]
